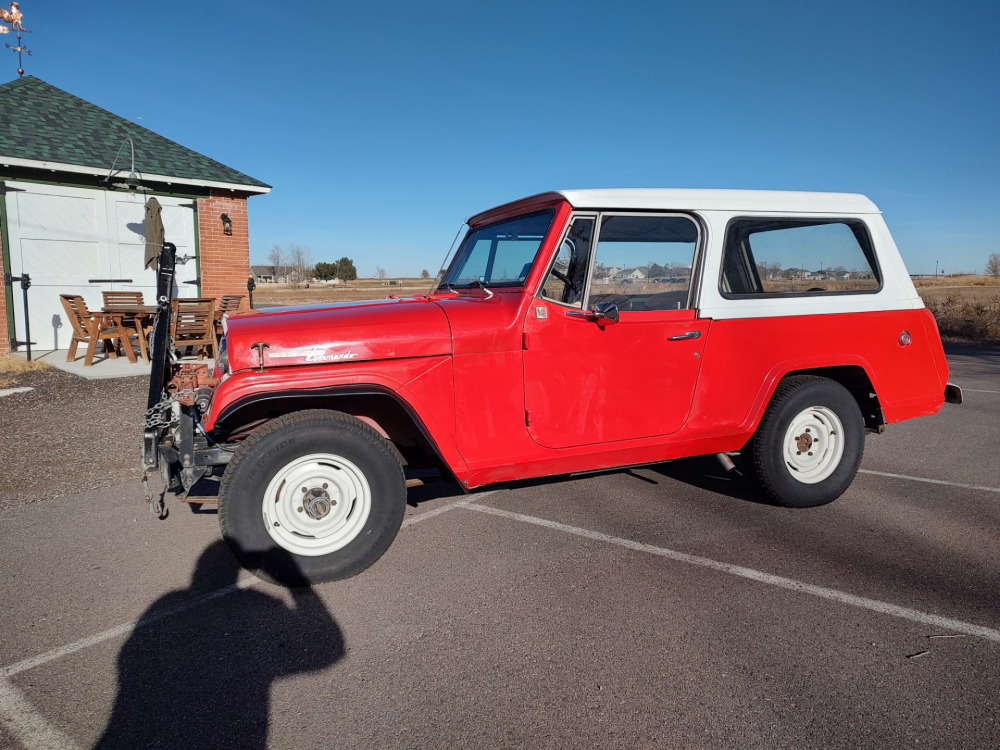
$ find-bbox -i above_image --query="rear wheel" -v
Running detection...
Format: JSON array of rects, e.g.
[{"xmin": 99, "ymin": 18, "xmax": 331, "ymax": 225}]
[
  {"xmin": 218, "ymin": 409, "xmax": 406, "ymax": 586},
  {"xmin": 744, "ymin": 376, "xmax": 864, "ymax": 508}
]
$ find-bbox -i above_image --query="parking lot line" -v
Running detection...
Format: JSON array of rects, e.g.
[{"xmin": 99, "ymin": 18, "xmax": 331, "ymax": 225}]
[
  {"xmin": 401, "ymin": 495, "xmax": 481, "ymax": 528},
  {"xmin": 3, "ymin": 495, "xmax": 476, "ymax": 680},
  {"xmin": 0, "ymin": 679, "xmax": 81, "ymax": 750},
  {"xmin": 859, "ymin": 469, "xmax": 1000, "ymax": 494},
  {"xmin": 462, "ymin": 502, "xmax": 1000, "ymax": 645},
  {"xmin": 0, "ymin": 494, "xmax": 477, "ymax": 750},
  {"xmin": 1, "ymin": 576, "xmax": 259, "ymax": 680}
]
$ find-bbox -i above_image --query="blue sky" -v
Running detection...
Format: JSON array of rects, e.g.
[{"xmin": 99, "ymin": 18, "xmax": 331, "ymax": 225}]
[{"xmin": 8, "ymin": 0, "xmax": 999, "ymax": 277}]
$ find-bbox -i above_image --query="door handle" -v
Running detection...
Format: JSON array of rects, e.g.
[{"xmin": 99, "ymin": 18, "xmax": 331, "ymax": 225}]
[{"xmin": 668, "ymin": 330, "xmax": 702, "ymax": 341}]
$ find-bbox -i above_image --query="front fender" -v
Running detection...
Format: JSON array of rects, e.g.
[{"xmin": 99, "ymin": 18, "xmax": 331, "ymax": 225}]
[{"xmin": 204, "ymin": 356, "xmax": 469, "ymax": 484}]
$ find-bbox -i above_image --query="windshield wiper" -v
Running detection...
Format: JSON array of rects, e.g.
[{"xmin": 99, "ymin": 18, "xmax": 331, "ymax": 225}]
[{"xmin": 472, "ymin": 279, "xmax": 494, "ymax": 299}]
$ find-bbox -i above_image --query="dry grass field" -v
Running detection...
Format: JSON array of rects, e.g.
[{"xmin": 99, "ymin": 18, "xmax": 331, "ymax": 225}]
[
  {"xmin": 0, "ymin": 276, "xmax": 994, "ymax": 381},
  {"xmin": 253, "ymin": 279, "xmax": 435, "ymax": 306},
  {"xmin": 912, "ymin": 276, "xmax": 1000, "ymax": 342},
  {"xmin": 912, "ymin": 274, "xmax": 1000, "ymax": 301},
  {"xmin": 251, "ymin": 275, "xmax": 1000, "ymax": 343}
]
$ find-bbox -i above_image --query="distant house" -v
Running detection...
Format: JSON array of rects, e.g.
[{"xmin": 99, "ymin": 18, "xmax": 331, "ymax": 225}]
[
  {"xmin": 0, "ymin": 76, "xmax": 271, "ymax": 354},
  {"xmin": 251, "ymin": 266, "xmax": 276, "ymax": 284},
  {"xmin": 615, "ymin": 267, "xmax": 646, "ymax": 280}
]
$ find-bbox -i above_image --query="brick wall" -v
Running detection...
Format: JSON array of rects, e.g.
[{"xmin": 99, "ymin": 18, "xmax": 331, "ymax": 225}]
[
  {"xmin": 197, "ymin": 190, "xmax": 252, "ymax": 302},
  {"xmin": 0, "ymin": 218, "xmax": 8, "ymax": 357}
]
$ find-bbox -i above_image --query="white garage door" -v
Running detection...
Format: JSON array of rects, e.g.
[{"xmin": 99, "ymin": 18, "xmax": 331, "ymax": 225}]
[{"xmin": 5, "ymin": 181, "xmax": 198, "ymax": 350}]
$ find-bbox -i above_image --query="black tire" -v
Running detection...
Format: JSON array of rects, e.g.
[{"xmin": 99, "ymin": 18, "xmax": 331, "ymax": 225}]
[
  {"xmin": 743, "ymin": 376, "xmax": 864, "ymax": 508},
  {"xmin": 218, "ymin": 409, "xmax": 406, "ymax": 586}
]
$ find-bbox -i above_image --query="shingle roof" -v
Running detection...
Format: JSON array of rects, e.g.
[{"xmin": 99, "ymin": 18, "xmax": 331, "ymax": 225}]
[{"xmin": 0, "ymin": 76, "xmax": 269, "ymax": 191}]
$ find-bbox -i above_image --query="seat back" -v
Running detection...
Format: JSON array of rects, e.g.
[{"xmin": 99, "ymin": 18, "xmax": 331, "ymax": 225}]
[
  {"xmin": 102, "ymin": 291, "xmax": 145, "ymax": 307},
  {"xmin": 217, "ymin": 295, "xmax": 246, "ymax": 315},
  {"xmin": 59, "ymin": 294, "xmax": 94, "ymax": 338},
  {"xmin": 171, "ymin": 298, "xmax": 216, "ymax": 344}
]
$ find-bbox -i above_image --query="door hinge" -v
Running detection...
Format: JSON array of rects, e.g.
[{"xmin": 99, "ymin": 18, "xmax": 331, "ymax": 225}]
[
  {"xmin": 522, "ymin": 333, "xmax": 529, "ymax": 350},
  {"xmin": 525, "ymin": 409, "xmax": 532, "ymax": 426}
]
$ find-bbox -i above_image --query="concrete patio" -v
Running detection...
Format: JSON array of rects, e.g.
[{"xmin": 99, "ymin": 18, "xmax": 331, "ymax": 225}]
[{"xmin": 10, "ymin": 349, "xmax": 213, "ymax": 380}]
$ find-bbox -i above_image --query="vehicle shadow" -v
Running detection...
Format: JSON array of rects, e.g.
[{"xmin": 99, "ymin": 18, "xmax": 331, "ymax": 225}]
[
  {"xmin": 182, "ymin": 467, "xmax": 464, "ymax": 512},
  {"xmin": 454, "ymin": 454, "xmax": 774, "ymax": 507},
  {"xmin": 177, "ymin": 456, "xmax": 770, "ymax": 514},
  {"xmin": 93, "ymin": 540, "xmax": 344, "ymax": 750},
  {"xmin": 646, "ymin": 454, "xmax": 775, "ymax": 506}
]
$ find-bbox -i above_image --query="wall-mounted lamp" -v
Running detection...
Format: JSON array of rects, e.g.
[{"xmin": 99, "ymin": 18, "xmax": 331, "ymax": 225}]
[{"xmin": 221, "ymin": 213, "xmax": 233, "ymax": 235}]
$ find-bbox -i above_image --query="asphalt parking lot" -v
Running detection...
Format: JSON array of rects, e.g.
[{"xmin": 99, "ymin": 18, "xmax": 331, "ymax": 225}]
[{"xmin": 1, "ymin": 344, "xmax": 998, "ymax": 749}]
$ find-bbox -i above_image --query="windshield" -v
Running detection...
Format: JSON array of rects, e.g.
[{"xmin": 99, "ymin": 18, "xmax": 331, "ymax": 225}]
[{"xmin": 440, "ymin": 210, "xmax": 554, "ymax": 288}]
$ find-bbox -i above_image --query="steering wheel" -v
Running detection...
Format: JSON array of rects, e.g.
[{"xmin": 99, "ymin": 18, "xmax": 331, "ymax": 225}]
[{"xmin": 550, "ymin": 267, "xmax": 573, "ymax": 288}]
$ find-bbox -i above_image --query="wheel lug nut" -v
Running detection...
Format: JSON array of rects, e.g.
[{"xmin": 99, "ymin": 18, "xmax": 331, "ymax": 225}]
[
  {"xmin": 297, "ymin": 507, "xmax": 304, "ymax": 513},
  {"xmin": 322, "ymin": 483, "xmax": 328, "ymax": 489}
]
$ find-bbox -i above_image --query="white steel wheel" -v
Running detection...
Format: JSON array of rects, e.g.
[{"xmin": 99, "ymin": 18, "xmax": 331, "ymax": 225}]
[
  {"xmin": 218, "ymin": 409, "xmax": 407, "ymax": 586},
  {"xmin": 781, "ymin": 406, "xmax": 845, "ymax": 484},
  {"xmin": 744, "ymin": 375, "xmax": 864, "ymax": 508},
  {"xmin": 262, "ymin": 453, "xmax": 372, "ymax": 556}
]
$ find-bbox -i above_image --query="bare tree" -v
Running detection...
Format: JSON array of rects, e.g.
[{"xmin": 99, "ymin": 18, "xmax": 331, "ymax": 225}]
[
  {"xmin": 986, "ymin": 253, "xmax": 1000, "ymax": 278},
  {"xmin": 287, "ymin": 243, "xmax": 313, "ymax": 288},
  {"xmin": 267, "ymin": 244, "xmax": 286, "ymax": 283},
  {"xmin": 375, "ymin": 266, "xmax": 387, "ymax": 283}
]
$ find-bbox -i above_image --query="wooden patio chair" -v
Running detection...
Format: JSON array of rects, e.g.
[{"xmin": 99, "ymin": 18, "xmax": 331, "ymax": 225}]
[
  {"xmin": 214, "ymin": 294, "xmax": 246, "ymax": 337},
  {"xmin": 101, "ymin": 290, "xmax": 152, "ymax": 350},
  {"xmin": 59, "ymin": 294, "xmax": 139, "ymax": 366},
  {"xmin": 102, "ymin": 290, "xmax": 145, "ymax": 307},
  {"xmin": 171, "ymin": 298, "xmax": 218, "ymax": 359}
]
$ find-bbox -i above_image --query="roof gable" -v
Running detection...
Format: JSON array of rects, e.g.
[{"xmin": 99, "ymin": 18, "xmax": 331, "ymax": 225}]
[{"xmin": 0, "ymin": 76, "xmax": 269, "ymax": 192}]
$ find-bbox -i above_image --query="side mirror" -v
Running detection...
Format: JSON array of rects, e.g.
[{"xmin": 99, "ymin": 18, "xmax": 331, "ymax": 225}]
[
  {"xmin": 594, "ymin": 301, "xmax": 619, "ymax": 326},
  {"xmin": 566, "ymin": 301, "xmax": 620, "ymax": 326}
]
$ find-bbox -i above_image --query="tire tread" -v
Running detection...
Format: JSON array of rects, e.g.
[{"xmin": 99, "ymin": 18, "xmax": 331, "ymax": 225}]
[{"xmin": 218, "ymin": 409, "xmax": 405, "ymax": 585}]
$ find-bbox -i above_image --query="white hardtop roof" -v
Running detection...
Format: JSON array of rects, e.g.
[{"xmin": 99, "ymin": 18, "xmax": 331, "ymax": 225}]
[{"xmin": 555, "ymin": 188, "xmax": 880, "ymax": 214}]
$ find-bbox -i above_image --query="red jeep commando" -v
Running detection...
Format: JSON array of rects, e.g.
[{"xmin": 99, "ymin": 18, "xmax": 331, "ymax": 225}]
[{"xmin": 143, "ymin": 189, "xmax": 959, "ymax": 586}]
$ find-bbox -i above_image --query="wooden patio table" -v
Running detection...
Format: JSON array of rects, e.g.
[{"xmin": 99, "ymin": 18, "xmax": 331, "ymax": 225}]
[{"xmin": 101, "ymin": 304, "xmax": 159, "ymax": 363}]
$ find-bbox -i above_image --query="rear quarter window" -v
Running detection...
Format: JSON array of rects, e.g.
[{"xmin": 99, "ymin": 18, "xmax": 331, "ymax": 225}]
[{"xmin": 720, "ymin": 218, "xmax": 881, "ymax": 297}]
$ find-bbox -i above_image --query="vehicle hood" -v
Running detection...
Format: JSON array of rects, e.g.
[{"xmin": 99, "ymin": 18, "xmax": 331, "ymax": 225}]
[{"xmin": 223, "ymin": 297, "xmax": 452, "ymax": 372}]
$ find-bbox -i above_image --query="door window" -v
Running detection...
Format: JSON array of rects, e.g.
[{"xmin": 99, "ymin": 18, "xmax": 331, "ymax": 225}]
[{"xmin": 589, "ymin": 214, "xmax": 699, "ymax": 313}]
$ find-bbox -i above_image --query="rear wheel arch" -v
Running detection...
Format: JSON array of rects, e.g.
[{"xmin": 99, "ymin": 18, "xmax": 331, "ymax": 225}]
[{"xmin": 754, "ymin": 364, "xmax": 884, "ymax": 435}]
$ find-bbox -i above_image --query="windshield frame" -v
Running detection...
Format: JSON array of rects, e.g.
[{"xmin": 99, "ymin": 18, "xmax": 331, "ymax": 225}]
[{"xmin": 438, "ymin": 209, "xmax": 556, "ymax": 289}]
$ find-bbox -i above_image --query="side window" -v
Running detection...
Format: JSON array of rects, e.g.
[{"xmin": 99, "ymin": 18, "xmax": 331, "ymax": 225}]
[
  {"xmin": 541, "ymin": 217, "xmax": 595, "ymax": 307},
  {"xmin": 589, "ymin": 214, "xmax": 698, "ymax": 312},
  {"xmin": 721, "ymin": 219, "xmax": 880, "ymax": 296}
]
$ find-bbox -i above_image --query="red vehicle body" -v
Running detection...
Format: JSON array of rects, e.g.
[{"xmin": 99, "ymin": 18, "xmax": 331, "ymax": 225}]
[{"xmin": 145, "ymin": 189, "xmax": 958, "ymax": 586}]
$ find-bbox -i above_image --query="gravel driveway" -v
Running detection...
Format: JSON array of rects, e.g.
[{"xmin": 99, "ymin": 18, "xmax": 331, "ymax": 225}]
[{"xmin": 0, "ymin": 368, "xmax": 148, "ymax": 511}]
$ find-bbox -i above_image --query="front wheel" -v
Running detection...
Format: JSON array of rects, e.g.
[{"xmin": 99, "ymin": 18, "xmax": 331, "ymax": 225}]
[
  {"xmin": 218, "ymin": 409, "xmax": 406, "ymax": 586},
  {"xmin": 744, "ymin": 376, "xmax": 864, "ymax": 508}
]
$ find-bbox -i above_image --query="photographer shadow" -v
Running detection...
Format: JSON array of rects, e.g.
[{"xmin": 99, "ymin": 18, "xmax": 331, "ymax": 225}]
[{"xmin": 94, "ymin": 540, "xmax": 344, "ymax": 749}]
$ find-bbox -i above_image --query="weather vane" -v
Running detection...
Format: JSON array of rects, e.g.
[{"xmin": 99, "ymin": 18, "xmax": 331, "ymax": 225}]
[{"xmin": 1, "ymin": 1, "xmax": 32, "ymax": 77}]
